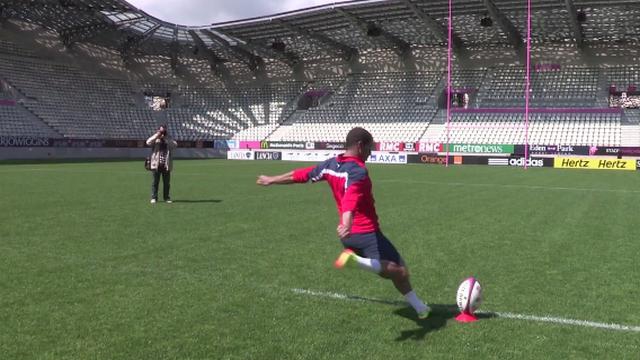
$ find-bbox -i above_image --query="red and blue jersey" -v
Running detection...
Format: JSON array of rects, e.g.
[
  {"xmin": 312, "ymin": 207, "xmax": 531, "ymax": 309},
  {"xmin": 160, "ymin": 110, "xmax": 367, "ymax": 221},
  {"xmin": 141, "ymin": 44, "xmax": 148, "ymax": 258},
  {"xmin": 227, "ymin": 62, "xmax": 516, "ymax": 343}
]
[{"xmin": 292, "ymin": 154, "xmax": 379, "ymax": 234}]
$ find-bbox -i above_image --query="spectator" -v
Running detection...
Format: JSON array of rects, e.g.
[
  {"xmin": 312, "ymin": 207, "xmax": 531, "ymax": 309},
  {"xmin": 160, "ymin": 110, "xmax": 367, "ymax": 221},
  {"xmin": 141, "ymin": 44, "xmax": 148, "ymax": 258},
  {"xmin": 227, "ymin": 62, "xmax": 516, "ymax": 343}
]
[{"xmin": 146, "ymin": 125, "xmax": 177, "ymax": 204}]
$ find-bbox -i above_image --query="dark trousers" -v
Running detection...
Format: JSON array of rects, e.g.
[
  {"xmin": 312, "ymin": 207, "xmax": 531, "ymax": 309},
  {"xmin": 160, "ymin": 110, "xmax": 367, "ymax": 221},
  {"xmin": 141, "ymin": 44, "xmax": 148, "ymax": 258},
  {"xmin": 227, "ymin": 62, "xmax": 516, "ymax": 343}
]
[{"xmin": 151, "ymin": 169, "xmax": 171, "ymax": 200}]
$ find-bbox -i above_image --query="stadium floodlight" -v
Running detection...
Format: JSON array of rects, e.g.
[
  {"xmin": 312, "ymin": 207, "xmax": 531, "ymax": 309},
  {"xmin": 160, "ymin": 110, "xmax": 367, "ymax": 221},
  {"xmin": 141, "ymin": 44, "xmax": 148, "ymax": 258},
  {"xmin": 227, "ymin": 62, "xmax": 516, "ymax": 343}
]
[
  {"xmin": 576, "ymin": 10, "xmax": 586, "ymax": 23},
  {"xmin": 482, "ymin": 0, "xmax": 524, "ymax": 53},
  {"xmin": 400, "ymin": 0, "xmax": 464, "ymax": 51},
  {"xmin": 271, "ymin": 39, "xmax": 286, "ymax": 52},
  {"xmin": 366, "ymin": 23, "xmax": 382, "ymax": 37},
  {"xmin": 206, "ymin": 28, "xmax": 299, "ymax": 68},
  {"xmin": 335, "ymin": 7, "xmax": 410, "ymax": 56},
  {"xmin": 188, "ymin": 29, "xmax": 228, "ymax": 74},
  {"xmin": 276, "ymin": 19, "xmax": 358, "ymax": 61},
  {"xmin": 480, "ymin": 16, "xmax": 493, "ymax": 27}
]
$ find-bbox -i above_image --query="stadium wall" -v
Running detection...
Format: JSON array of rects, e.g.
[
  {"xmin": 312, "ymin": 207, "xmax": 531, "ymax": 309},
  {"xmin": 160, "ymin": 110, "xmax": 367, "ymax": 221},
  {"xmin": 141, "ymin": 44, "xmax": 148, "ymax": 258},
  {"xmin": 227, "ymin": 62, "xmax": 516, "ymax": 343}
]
[{"xmin": 227, "ymin": 148, "xmax": 640, "ymax": 171}]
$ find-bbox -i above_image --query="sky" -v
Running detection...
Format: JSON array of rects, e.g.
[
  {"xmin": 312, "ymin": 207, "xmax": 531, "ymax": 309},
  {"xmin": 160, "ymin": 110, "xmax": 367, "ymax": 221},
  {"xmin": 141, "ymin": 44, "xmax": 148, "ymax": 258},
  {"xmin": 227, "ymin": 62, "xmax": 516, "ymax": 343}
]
[{"xmin": 126, "ymin": 0, "xmax": 341, "ymax": 25}]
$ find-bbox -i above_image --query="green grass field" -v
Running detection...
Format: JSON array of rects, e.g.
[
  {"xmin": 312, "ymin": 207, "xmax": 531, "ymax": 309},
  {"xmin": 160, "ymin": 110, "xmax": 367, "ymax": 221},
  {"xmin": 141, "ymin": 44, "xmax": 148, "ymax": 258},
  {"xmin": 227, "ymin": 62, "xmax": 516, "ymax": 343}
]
[{"xmin": 1, "ymin": 159, "xmax": 639, "ymax": 359}]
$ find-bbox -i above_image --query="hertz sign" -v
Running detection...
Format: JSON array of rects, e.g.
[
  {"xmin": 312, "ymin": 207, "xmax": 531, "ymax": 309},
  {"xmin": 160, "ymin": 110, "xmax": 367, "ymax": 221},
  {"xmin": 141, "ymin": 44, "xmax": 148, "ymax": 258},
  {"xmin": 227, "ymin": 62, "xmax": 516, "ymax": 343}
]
[{"xmin": 554, "ymin": 157, "xmax": 636, "ymax": 171}]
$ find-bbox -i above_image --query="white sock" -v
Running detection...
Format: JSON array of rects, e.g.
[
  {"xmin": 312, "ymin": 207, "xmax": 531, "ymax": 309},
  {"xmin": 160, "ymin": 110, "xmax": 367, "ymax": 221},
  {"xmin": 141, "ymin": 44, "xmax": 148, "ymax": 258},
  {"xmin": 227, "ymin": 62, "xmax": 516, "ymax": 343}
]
[
  {"xmin": 352, "ymin": 253, "xmax": 382, "ymax": 274},
  {"xmin": 404, "ymin": 290, "xmax": 428, "ymax": 313}
]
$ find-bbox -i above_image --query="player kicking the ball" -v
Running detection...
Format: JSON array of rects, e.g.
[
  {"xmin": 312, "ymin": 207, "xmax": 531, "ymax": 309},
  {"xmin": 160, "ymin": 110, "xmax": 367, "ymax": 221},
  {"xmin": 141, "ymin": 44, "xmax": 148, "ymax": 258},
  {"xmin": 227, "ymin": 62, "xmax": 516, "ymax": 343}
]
[{"xmin": 256, "ymin": 127, "xmax": 430, "ymax": 319}]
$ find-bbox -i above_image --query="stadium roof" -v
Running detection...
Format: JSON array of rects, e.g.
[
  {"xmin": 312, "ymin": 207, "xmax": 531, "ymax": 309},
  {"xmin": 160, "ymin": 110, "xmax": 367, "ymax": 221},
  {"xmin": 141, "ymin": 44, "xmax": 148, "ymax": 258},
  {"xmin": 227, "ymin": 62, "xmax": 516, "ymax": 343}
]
[{"xmin": 1, "ymin": 0, "xmax": 639, "ymax": 68}]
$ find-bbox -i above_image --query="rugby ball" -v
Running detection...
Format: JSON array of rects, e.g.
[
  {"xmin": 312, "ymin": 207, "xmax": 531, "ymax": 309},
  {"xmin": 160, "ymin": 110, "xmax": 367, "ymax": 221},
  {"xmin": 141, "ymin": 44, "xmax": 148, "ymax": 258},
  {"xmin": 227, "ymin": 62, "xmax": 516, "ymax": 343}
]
[{"xmin": 456, "ymin": 277, "xmax": 482, "ymax": 314}]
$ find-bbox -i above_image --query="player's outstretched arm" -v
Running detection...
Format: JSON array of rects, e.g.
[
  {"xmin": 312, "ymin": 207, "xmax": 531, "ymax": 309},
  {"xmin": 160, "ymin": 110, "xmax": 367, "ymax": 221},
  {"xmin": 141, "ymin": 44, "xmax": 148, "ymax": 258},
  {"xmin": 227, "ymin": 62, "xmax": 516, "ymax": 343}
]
[
  {"xmin": 256, "ymin": 171, "xmax": 295, "ymax": 186},
  {"xmin": 258, "ymin": 164, "xmax": 321, "ymax": 186}
]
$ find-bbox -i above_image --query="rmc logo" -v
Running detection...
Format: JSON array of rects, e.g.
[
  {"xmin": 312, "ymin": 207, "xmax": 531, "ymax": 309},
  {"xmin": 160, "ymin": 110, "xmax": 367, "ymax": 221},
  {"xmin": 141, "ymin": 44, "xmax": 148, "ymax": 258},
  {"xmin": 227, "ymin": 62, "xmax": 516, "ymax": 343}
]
[{"xmin": 379, "ymin": 142, "xmax": 402, "ymax": 151}]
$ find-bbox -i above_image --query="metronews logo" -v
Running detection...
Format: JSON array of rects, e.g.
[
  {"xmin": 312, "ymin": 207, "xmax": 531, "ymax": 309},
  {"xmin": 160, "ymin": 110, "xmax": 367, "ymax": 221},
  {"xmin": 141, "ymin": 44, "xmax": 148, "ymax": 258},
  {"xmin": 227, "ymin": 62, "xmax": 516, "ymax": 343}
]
[{"xmin": 451, "ymin": 144, "xmax": 512, "ymax": 154}]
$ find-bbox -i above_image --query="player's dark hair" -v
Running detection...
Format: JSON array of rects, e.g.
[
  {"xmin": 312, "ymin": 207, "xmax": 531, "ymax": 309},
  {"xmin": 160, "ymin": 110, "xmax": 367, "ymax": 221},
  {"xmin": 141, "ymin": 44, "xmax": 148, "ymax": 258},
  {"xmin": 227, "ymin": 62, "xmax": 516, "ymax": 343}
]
[{"xmin": 345, "ymin": 127, "xmax": 373, "ymax": 148}]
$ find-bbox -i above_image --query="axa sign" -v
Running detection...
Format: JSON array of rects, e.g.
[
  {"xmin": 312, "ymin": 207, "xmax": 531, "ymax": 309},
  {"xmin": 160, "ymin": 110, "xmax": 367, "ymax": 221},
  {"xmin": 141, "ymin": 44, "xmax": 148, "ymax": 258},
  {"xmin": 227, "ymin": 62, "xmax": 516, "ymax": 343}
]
[{"xmin": 368, "ymin": 152, "xmax": 407, "ymax": 164}]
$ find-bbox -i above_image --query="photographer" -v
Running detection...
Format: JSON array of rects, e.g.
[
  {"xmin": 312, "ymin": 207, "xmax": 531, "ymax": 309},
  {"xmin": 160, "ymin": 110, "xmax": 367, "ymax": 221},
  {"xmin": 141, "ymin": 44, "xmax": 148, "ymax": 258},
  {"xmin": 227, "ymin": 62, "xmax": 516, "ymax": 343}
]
[{"xmin": 146, "ymin": 125, "xmax": 178, "ymax": 204}]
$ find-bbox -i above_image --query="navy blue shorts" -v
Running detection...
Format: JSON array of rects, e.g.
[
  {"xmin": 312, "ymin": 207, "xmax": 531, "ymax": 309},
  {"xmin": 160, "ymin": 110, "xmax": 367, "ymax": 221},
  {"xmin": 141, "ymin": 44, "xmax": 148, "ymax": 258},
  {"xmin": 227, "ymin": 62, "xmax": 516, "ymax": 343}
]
[{"xmin": 341, "ymin": 231, "xmax": 404, "ymax": 265}]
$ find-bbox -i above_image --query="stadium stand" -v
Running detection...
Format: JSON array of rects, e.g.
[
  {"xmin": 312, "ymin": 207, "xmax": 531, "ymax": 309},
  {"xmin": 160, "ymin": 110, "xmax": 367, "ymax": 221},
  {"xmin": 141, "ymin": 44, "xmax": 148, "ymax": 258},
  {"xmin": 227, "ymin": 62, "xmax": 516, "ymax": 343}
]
[
  {"xmin": 0, "ymin": 0, "xmax": 639, "ymax": 150},
  {"xmin": 0, "ymin": 101, "xmax": 60, "ymax": 137},
  {"xmin": 0, "ymin": 54, "xmax": 156, "ymax": 139},
  {"xmin": 0, "ymin": 42, "xmax": 634, "ymax": 146},
  {"xmin": 267, "ymin": 72, "xmax": 440, "ymax": 142},
  {"xmin": 604, "ymin": 66, "xmax": 640, "ymax": 91},
  {"xmin": 170, "ymin": 81, "xmax": 305, "ymax": 141},
  {"xmin": 478, "ymin": 66, "xmax": 603, "ymax": 108},
  {"xmin": 421, "ymin": 112, "xmax": 621, "ymax": 146}
]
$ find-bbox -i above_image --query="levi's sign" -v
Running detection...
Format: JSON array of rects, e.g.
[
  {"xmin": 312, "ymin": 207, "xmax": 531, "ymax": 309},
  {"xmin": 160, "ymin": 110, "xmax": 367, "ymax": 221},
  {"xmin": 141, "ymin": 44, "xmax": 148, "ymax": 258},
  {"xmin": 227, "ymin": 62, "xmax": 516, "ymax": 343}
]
[
  {"xmin": 442, "ymin": 144, "xmax": 514, "ymax": 154},
  {"xmin": 255, "ymin": 151, "xmax": 281, "ymax": 161},
  {"xmin": 554, "ymin": 157, "xmax": 636, "ymax": 171}
]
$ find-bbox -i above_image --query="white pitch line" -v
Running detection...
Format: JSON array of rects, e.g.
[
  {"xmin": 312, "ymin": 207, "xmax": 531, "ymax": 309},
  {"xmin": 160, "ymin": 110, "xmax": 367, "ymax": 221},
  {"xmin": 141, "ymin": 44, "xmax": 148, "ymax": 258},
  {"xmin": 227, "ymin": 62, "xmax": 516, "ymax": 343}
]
[
  {"xmin": 291, "ymin": 288, "xmax": 640, "ymax": 333},
  {"xmin": 292, "ymin": 288, "xmax": 405, "ymax": 306},
  {"xmin": 484, "ymin": 311, "xmax": 640, "ymax": 333}
]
